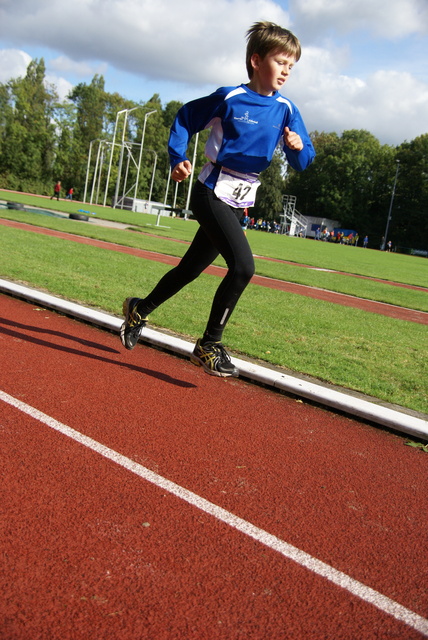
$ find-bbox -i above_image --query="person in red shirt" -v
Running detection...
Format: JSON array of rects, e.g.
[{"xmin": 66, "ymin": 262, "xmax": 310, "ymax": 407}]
[{"xmin": 50, "ymin": 181, "xmax": 61, "ymax": 201}]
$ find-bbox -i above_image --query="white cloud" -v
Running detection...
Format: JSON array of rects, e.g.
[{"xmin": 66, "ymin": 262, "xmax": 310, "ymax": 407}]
[
  {"xmin": 49, "ymin": 55, "xmax": 108, "ymax": 78},
  {"xmin": 286, "ymin": 48, "xmax": 428, "ymax": 145},
  {"xmin": 362, "ymin": 70, "xmax": 428, "ymax": 143},
  {"xmin": 291, "ymin": 0, "xmax": 428, "ymax": 38},
  {"xmin": 0, "ymin": 48, "xmax": 73, "ymax": 101},
  {"xmin": 0, "ymin": 0, "xmax": 427, "ymax": 145},
  {"xmin": 0, "ymin": 49, "xmax": 31, "ymax": 83},
  {"xmin": 45, "ymin": 74, "xmax": 74, "ymax": 102},
  {"xmin": 0, "ymin": 0, "xmax": 289, "ymax": 85}
]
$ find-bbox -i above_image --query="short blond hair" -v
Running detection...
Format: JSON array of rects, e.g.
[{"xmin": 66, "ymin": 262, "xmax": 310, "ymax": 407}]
[{"xmin": 246, "ymin": 21, "xmax": 301, "ymax": 79}]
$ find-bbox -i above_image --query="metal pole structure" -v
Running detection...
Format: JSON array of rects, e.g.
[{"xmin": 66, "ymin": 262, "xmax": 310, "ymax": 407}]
[
  {"xmin": 114, "ymin": 110, "xmax": 130, "ymax": 208},
  {"xmin": 83, "ymin": 138, "xmax": 102, "ymax": 202},
  {"xmin": 148, "ymin": 151, "xmax": 158, "ymax": 203},
  {"xmin": 121, "ymin": 143, "xmax": 132, "ymax": 209},
  {"xmin": 83, "ymin": 139, "xmax": 96, "ymax": 203},
  {"xmin": 164, "ymin": 166, "xmax": 171, "ymax": 205},
  {"xmin": 133, "ymin": 110, "xmax": 157, "ymax": 203},
  {"xmin": 90, "ymin": 140, "xmax": 103, "ymax": 204},
  {"xmin": 114, "ymin": 105, "xmax": 146, "ymax": 208},
  {"xmin": 103, "ymin": 109, "xmax": 126, "ymax": 207},
  {"xmin": 185, "ymin": 132, "xmax": 199, "ymax": 211},
  {"xmin": 173, "ymin": 180, "xmax": 179, "ymax": 209},
  {"xmin": 382, "ymin": 160, "xmax": 400, "ymax": 250},
  {"xmin": 96, "ymin": 141, "xmax": 106, "ymax": 204}
]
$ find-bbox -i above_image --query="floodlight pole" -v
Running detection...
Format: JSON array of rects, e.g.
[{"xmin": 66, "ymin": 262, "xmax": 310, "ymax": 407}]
[
  {"xmin": 185, "ymin": 132, "xmax": 199, "ymax": 210},
  {"xmin": 382, "ymin": 160, "xmax": 400, "ymax": 250},
  {"xmin": 173, "ymin": 181, "xmax": 179, "ymax": 209},
  {"xmin": 121, "ymin": 143, "xmax": 132, "ymax": 208},
  {"xmin": 83, "ymin": 139, "xmax": 94, "ymax": 203},
  {"xmin": 164, "ymin": 166, "xmax": 171, "ymax": 205},
  {"xmin": 90, "ymin": 140, "xmax": 103, "ymax": 204},
  {"xmin": 115, "ymin": 105, "xmax": 148, "ymax": 208},
  {"xmin": 133, "ymin": 110, "xmax": 156, "ymax": 203},
  {"xmin": 113, "ymin": 110, "xmax": 130, "ymax": 208},
  {"xmin": 148, "ymin": 151, "xmax": 158, "ymax": 203},
  {"xmin": 95, "ymin": 141, "xmax": 107, "ymax": 203},
  {"xmin": 103, "ymin": 109, "xmax": 127, "ymax": 206}
]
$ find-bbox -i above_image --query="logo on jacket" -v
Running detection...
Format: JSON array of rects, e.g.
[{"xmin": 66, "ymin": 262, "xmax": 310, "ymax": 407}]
[{"xmin": 234, "ymin": 111, "xmax": 258, "ymax": 125}]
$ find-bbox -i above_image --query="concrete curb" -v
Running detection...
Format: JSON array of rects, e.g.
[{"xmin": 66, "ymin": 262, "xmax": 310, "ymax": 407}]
[{"xmin": 1, "ymin": 278, "xmax": 427, "ymax": 441}]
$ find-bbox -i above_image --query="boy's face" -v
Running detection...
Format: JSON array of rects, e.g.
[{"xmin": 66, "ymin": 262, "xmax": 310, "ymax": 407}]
[{"xmin": 250, "ymin": 49, "xmax": 296, "ymax": 95}]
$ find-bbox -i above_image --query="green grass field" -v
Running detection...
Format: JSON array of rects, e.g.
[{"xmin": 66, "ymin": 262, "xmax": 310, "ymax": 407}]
[{"xmin": 1, "ymin": 190, "xmax": 427, "ymax": 414}]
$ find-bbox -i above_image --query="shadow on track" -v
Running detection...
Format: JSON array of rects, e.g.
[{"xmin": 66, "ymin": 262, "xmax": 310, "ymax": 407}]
[
  {"xmin": 0, "ymin": 318, "xmax": 196, "ymax": 389},
  {"xmin": 0, "ymin": 316, "xmax": 120, "ymax": 353}
]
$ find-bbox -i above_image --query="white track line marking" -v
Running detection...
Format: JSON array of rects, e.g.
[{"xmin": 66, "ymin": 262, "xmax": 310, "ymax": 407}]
[{"xmin": 2, "ymin": 389, "xmax": 427, "ymax": 637}]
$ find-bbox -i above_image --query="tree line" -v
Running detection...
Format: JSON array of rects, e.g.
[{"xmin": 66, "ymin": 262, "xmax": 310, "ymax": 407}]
[{"xmin": 0, "ymin": 59, "xmax": 427, "ymax": 251}]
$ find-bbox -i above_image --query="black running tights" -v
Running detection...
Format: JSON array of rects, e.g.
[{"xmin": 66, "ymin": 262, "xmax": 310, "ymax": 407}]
[{"xmin": 138, "ymin": 180, "xmax": 255, "ymax": 342}]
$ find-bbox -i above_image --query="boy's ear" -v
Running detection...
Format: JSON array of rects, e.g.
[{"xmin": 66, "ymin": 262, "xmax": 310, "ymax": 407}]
[{"xmin": 250, "ymin": 53, "xmax": 261, "ymax": 72}]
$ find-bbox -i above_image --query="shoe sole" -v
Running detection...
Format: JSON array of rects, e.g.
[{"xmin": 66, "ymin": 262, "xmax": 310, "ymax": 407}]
[
  {"xmin": 190, "ymin": 353, "xmax": 239, "ymax": 378},
  {"xmin": 120, "ymin": 297, "xmax": 142, "ymax": 350},
  {"xmin": 119, "ymin": 322, "xmax": 131, "ymax": 349}
]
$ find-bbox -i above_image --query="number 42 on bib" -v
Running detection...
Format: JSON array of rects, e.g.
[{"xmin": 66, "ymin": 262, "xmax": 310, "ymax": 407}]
[{"xmin": 214, "ymin": 167, "xmax": 261, "ymax": 208}]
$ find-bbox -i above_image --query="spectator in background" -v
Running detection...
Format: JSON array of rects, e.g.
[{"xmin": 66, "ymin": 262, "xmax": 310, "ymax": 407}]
[
  {"xmin": 363, "ymin": 235, "xmax": 369, "ymax": 248},
  {"xmin": 66, "ymin": 187, "xmax": 74, "ymax": 200},
  {"xmin": 240, "ymin": 208, "xmax": 250, "ymax": 236},
  {"xmin": 50, "ymin": 180, "xmax": 61, "ymax": 201}
]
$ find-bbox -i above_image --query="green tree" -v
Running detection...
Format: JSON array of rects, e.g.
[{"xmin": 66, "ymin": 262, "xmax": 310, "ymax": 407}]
[
  {"xmin": 393, "ymin": 134, "xmax": 428, "ymax": 250},
  {"xmin": 67, "ymin": 75, "xmax": 108, "ymax": 193},
  {"xmin": 162, "ymin": 100, "xmax": 183, "ymax": 129},
  {"xmin": 134, "ymin": 95, "xmax": 167, "ymax": 202},
  {"xmin": 254, "ymin": 148, "xmax": 286, "ymax": 221},
  {"xmin": 284, "ymin": 131, "xmax": 343, "ymax": 220},
  {"xmin": 69, "ymin": 75, "xmax": 106, "ymax": 147},
  {"xmin": 50, "ymin": 101, "xmax": 79, "ymax": 194},
  {"xmin": 1, "ymin": 59, "xmax": 425, "ymax": 250},
  {"xmin": 0, "ymin": 83, "xmax": 14, "ymax": 181},
  {"xmin": 285, "ymin": 130, "xmax": 396, "ymax": 242},
  {"xmin": 0, "ymin": 59, "xmax": 56, "ymax": 192}
]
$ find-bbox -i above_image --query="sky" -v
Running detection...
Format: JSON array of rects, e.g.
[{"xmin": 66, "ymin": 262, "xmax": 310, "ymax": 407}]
[{"xmin": 0, "ymin": 0, "xmax": 427, "ymax": 147}]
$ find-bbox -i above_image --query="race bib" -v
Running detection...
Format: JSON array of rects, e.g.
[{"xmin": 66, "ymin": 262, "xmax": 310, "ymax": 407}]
[{"xmin": 214, "ymin": 167, "xmax": 261, "ymax": 208}]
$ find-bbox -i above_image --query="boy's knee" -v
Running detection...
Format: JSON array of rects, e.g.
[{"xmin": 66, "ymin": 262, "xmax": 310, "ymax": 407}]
[
  {"xmin": 245, "ymin": 261, "xmax": 256, "ymax": 281},
  {"xmin": 235, "ymin": 259, "xmax": 255, "ymax": 285}
]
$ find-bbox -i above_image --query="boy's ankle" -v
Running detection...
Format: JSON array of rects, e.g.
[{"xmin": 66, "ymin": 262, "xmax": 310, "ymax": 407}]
[{"xmin": 201, "ymin": 334, "xmax": 221, "ymax": 346}]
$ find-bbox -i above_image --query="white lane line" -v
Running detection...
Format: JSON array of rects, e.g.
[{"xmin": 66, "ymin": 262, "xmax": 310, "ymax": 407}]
[{"xmin": 2, "ymin": 389, "xmax": 427, "ymax": 637}]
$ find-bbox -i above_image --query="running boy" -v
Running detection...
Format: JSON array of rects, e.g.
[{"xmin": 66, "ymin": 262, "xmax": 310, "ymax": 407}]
[{"xmin": 120, "ymin": 21, "xmax": 315, "ymax": 377}]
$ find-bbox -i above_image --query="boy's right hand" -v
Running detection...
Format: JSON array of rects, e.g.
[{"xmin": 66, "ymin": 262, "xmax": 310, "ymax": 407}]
[
  {"xmin": 284, "ymin": 127, "xmax": 303, "ymax": 151},
  {"xmin": 172, "ymin": 160, "xmax": 192, "ymax": 182}
]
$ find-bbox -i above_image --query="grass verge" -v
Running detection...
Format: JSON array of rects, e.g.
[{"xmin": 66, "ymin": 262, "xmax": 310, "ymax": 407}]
[
  {"xmin": 2, "ymin": 190, "xmax": 428, "ymax": 285},
  {"xmin": 1, "ymin": 207, "xmax": 427, "ymax": 311},
  {"xmin": 1, "ymin": 225, "xmax": 427, "ymax": 414}
]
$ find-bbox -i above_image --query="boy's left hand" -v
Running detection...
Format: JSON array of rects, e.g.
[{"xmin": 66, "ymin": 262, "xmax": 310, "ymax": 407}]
[
  {"xmin": 172, "ymin": 160, "xmax": 192, "ymax": 182},
  {"xmin": 284, "ymin": 127, "xmax": 304, "ymax": 151}
]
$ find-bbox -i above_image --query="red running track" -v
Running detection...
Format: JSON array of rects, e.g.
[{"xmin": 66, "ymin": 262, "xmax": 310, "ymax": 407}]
[{"xmin": 1, "ymin": 294, "xmax": 427, "ymax": 640}]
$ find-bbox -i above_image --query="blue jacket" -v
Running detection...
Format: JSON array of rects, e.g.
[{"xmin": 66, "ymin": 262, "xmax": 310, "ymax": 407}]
[{"xmin": 168, "ymin": 83, "xmax": 315, "ymax": 188}]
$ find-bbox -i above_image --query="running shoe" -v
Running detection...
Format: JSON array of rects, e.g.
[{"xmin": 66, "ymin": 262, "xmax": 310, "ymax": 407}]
[
  {"xmin": 190, "ymin": 339, "xmax": 239, "ymax": 377},
  {"xmin": 120, "ymin": 297, "xmax": 148, "ymax": 350}
]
